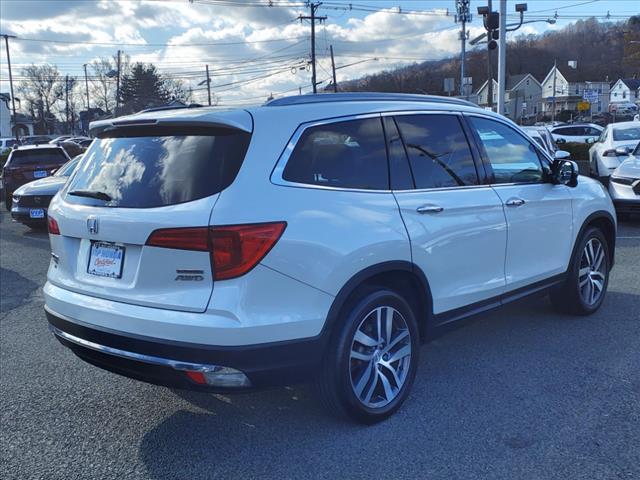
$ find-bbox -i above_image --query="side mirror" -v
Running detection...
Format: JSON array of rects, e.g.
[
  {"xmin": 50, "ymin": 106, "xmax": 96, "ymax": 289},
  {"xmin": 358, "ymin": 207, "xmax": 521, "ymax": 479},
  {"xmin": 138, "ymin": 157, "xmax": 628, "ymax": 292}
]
[
  {"xmin": 585, "ymin": 137, "xmax": 596, "ymax": 144},
  {"xmin": 552, "ymin": 159, "xmax": 579, "ymax": 187},
  {"xmin": 554, "ymin": 150, "xmax": 571, "ymax": 160}
]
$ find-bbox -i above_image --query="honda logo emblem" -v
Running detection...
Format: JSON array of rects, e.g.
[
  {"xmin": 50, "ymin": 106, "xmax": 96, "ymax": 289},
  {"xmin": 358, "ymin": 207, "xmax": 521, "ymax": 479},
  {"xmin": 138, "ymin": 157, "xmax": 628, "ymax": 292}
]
[{"xmin": 87, "ymin": 216, "xmax": 99, "ymax": 234}]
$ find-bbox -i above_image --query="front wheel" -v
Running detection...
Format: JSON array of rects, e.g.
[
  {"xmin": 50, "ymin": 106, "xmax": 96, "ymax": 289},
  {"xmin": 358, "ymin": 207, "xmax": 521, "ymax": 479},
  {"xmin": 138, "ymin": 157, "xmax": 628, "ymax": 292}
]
[
  {"xmin": 550, "ymin": 227, "xmax": 610, "ymax": 315},
  {"xmin": 4, "ymin": 191, "xmax": 11, "ymax": 211},
  {"xmin": 316, "ymin": 288, "xmax": 420, "ymax": 424}
]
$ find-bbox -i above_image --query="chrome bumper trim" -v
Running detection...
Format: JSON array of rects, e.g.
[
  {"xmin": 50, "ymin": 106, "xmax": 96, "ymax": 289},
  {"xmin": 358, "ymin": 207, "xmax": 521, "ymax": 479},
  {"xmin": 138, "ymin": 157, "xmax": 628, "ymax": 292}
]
[{"xmin": 49, "ymin": 324, "xmax": 222, "ymax": 372}]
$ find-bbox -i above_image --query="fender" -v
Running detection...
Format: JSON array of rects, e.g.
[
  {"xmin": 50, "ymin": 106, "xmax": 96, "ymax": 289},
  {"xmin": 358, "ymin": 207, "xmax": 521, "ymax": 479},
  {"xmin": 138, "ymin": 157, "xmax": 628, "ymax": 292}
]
[{"xmin": 571, "ymin": 210, "xmax": 616, "ymax": 268}]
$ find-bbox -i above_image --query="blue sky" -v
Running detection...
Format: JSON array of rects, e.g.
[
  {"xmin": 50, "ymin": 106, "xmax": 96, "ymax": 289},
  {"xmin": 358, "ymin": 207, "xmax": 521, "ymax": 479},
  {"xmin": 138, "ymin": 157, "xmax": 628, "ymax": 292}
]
[{"xmin": 0, "ymin": 0, "xmax": 637, "ymax": 107}]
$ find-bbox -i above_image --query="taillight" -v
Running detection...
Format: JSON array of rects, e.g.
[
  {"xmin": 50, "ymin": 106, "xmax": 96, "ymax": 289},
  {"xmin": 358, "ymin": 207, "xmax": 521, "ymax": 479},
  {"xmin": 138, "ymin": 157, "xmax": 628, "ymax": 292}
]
[
  {"xmin": 146, "ymin": 227, "xmax": 209, "ymax": 251},
  {"xmin": 47, "ymin": 216, "xmax": 60, "ymax": 235},
  {"xmin": 146, "ymin": 222, "xmax": 286, "ymax": 281},
  {"xmin": 210, "ymin": 222, "xmax": 286, "ymax": 280}
]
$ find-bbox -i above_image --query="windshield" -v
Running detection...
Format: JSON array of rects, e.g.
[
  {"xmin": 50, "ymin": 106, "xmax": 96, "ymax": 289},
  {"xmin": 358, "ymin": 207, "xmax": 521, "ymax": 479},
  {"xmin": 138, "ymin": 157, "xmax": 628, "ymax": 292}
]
[
  {"xmin": 613, "ymin": 127, "xmax": 640, "ymax": 142},
  {"xmin": 54, "ymin": 156, "xmax": 82, "ymax": 177},
  {"xmin": 8, "ymin": 148, "xmax": 67, "ymax": 166},
  {"xmin": 65, "ymin": 127, "xmax": 251, "ymax": 208}
]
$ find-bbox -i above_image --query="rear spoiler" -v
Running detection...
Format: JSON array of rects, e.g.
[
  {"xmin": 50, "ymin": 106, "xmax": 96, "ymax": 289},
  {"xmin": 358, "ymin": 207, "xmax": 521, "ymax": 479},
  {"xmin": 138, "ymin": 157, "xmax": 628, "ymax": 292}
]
[{"xmin": 89, "ymin": 110, "xmax": 253, "ymax": 137}]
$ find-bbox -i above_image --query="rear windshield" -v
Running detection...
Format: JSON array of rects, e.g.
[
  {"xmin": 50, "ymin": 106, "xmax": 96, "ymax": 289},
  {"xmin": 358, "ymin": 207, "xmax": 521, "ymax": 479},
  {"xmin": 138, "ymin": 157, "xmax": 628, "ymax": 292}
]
[
  {"xmin": 612, "ymin": 127, "xmax": 640, "ymax": 142},
  {"xmin": 64, "ymin": 126, "xmax": 251, "ymax": 208},
  {"xmin": 9, "ymin": 148, "xmax": 67, "ymax": 166}
]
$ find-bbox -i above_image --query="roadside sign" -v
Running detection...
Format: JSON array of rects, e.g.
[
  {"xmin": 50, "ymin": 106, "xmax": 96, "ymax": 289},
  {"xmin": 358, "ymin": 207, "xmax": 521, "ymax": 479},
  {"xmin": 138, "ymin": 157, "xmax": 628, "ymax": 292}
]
[
  {"xmin": 444, "ymin": 78, "xmax": 455, "ymax": 94},
  {"xmin": 577, "ymin": 101, "xmax": 591, "ymax": 112},
  {"xmin": 583, "ymin": 89, "xmax": 599, "ymax": 103}
]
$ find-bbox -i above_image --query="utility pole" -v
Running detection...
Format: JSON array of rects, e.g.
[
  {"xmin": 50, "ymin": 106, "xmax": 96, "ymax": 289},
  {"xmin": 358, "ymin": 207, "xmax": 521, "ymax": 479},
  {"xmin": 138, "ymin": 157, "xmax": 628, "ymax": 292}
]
[
  {"xmin": 65, "ymin": 75, "xmax": 70, "ymax": 134},
  {"xmin": 330, "ymin": 45, "xmax": 338, "ymax": 93},
  {"xmin": 205, "ymin": 64, "xmax": 212, "ymax": 106},
  {"xmin": 116, "ymin": 49, "xmax": 121, "ymax": 116},
  {"xmin": 455, "ymin": 0, "xmax": 471, "ymax": 97},
  {"xmin": 299, "ymin": 2, "xmax": 327, "ymax": 94},
  {"xmin": 83, "ymin": 63, "xmax": 90, "ymax": 112},
  {"xmin": 486, "ymin": 0, "xmax": 494, "ymax": 110},
  {"xmin": 497, "ymin": 0, "xmax": 507, "ymax": 116},
  {"xmin": 551, "ymin": 59, "xmax": 557, "ymax": 123},
  {"xmin": 3, "ymin": 34, "xmax": 19, "ymax": 141}
]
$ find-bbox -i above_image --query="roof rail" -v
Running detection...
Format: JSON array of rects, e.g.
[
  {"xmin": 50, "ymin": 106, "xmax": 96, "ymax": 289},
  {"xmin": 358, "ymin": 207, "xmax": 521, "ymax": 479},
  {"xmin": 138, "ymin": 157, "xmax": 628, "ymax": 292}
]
[{"xmin": 265, "ymin": 92, "xmax": 477, "ymax": 108}]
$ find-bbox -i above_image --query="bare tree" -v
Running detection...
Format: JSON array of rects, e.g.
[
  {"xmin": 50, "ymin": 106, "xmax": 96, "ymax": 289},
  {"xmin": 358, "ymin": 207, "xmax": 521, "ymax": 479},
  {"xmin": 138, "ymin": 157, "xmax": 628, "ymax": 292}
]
[
  {"xmin": 89, "ymin": 53, "xmax": 131, "ymax": 115},
  {"xmin": 17, "ymin": 64, "xmax": 65, "ymax": 134}
]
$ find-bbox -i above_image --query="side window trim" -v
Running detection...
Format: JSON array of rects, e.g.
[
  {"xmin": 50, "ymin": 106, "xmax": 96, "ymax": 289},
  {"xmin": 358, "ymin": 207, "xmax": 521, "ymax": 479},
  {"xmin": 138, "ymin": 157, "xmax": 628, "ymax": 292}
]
[
  {"xmin": 270, "ymin": 113, "xmax": 392, "ymax": 193},
  {"xmin": 463, "ymin": 113, "xmax": 547, "ymax": 186}
]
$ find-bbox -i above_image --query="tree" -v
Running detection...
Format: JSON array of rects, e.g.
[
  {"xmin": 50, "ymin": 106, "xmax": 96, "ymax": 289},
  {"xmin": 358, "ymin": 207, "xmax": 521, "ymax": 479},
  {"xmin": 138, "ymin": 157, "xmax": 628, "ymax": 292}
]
[
  {"xmin": 16, "ymin": 64, "xmax": 65, "ymax": 133},
  {"xmin": 118, "ymin": 62, "xmax": 193, "ymax": 114},
  {"xmin": 89, "ymin": 53, "xmax": 130, "ymax": 115}
]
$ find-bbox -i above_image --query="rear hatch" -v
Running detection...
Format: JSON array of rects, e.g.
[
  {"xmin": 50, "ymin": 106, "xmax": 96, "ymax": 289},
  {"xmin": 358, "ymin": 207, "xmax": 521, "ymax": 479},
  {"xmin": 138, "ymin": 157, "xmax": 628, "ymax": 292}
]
[
  {"xmin": 4, "ymin": 148, "xmax": 69, "ymax": 187},
  {"xmin": 47, "ymin": 111, "xmax": 253, "ymax": 312}
]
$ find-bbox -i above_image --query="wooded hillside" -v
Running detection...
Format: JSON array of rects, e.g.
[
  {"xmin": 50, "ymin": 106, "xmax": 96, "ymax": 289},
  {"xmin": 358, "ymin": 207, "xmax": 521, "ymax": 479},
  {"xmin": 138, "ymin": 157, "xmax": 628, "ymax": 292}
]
[{"xmin": 339, "ymin": 16, "xmax": 640, "ymax": 94}]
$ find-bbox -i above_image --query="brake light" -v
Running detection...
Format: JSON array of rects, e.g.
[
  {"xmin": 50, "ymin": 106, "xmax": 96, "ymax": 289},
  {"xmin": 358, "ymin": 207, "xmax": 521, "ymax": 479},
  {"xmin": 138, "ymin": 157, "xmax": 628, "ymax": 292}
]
[
  {"xmin": 210, "ymin": 222, "xmax": 286, "ymax": 280},
  {"xmin": 146, "ymin": 222, "xmax": 286, "ymax": 281},
  {"xmin": 47, "ymin": 216, "xmax": 60, "ymax": 235},
  {"xmin": 146, "ymin": 227, "xmax": 209, "ymax": 251}
]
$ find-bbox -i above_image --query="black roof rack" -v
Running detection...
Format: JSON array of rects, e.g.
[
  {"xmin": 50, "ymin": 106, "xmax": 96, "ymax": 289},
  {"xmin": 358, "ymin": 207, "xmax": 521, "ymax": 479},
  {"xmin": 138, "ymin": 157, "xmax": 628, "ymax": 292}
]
[{"xmin": 265, "ymin": 92, "xmax": 477, "ymax": 108}]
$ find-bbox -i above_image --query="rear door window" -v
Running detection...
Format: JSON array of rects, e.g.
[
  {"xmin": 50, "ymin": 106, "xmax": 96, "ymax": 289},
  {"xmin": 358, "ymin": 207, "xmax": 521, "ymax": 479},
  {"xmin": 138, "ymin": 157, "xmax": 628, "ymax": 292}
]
[
  {"xmin": 65, "ymin": 126, "xmax": 251, "ymax": 208},
  {"xmin": 282, "ymin": 117, "xmax": 388, "ymax": 190},
  {"xmin": 394, "ymin": 114, "xmax": 479, "ymax": 189},
  {"xmin": 9, "ymin": 149, "xmax": 67, "ymax": 165}
]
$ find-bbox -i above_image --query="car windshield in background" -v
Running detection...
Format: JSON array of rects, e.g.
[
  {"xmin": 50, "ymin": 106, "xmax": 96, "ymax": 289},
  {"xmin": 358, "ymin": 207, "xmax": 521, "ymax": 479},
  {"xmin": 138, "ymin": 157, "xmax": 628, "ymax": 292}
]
[
  {"xmin": 54, "ymin": 157, "xmax": 81, "ymax": 177},
  {"xmin": 613, "ymin": 127, "xmax": 640, "ymax": 141},
  {"xmin": 9, "ymin": 149, "xmax": 67, "ymax": 165},
  {"xmin": 65, "ymin": 128, "xmax": 251, "ymax": 208}
]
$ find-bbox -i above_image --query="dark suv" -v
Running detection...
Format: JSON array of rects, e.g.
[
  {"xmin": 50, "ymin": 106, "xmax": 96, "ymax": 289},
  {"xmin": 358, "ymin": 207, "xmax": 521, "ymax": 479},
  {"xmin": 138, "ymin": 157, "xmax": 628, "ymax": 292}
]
[{"xmin": 2, "ymin": 145, "xmax": 70, "ymax": 209}]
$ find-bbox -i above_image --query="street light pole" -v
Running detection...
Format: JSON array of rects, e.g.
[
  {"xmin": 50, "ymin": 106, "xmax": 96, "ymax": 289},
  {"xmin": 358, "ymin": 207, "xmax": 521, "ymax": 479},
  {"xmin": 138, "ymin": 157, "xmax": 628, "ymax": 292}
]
[
  {"xmin": 2, "ymin": 34, "xmax": 19, "ymax": 141},
  {"xmin": 497, "ymin": 0, "xmax": 507, "ymax": 116}
]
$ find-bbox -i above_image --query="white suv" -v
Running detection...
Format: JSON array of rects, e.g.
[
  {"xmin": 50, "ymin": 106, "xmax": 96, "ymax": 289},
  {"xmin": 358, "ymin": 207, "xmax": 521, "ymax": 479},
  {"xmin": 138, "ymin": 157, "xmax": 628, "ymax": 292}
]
[{"xmin": 44, "ymin": 94, "xmax": 617, "ymax": 423}]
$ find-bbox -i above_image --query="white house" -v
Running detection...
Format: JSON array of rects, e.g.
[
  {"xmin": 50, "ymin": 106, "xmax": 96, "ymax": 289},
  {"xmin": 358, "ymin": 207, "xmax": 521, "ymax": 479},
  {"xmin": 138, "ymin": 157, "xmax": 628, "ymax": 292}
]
[
  {"xmin": 474, "ymin": 74, "xmax": 542, "ymax": 121},
  {"xmin": 540, "ymin": 65, "xmax": 610, "ymax": 116},
  {"xmin": 609, "ymin": 78, "xmax": 640, "ymax": 105}
]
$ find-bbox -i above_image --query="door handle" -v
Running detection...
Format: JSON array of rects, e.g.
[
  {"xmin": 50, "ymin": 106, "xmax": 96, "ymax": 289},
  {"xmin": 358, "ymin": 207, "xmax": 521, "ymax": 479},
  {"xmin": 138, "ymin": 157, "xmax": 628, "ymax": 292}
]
[
  {"xmin": 416, "ymin": 204, "xmax": 444, "ymax": 214},
  {"xmin": 505, "ymin": 198, "xmax": 526, "ymax": 207}
]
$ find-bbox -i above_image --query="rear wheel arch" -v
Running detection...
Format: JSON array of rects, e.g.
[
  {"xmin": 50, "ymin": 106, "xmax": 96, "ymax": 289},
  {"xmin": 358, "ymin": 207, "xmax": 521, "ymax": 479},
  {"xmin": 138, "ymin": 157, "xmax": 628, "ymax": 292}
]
[{"xmin": 322, "ymin": 261, "xmax": 433, "ymax": 344}]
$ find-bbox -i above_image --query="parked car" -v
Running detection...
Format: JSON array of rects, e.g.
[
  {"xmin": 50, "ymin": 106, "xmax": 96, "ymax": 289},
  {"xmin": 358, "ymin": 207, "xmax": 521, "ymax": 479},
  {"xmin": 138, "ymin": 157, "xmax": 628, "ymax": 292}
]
[
  {"xmin": 608, "ymin": 143, "xmax": 640, "ymax": 219},
  {"xmin": 2, "ymin": 144, "xmax": 70, "ymax": 209},
  {"xmin": 589, "ymin": 121, "xmax": 640, "ymax": 182},
  {"xmin": 44, "ymin": 93, "xmax": 616, "ymax": 423},
  {"xmin": 49, "ymin": 135, "xmax": 73, "ymax": 144},
  {"xmin": 522, "ymin": 126, "xmax": 563, "ymax": 157},
  {"xmin": 609, "ymin": 102, "xmax": 639, "ymax": 115},
  {"xmin": 20, "ymin": 135, "xmax": 53, "ymax": 145},
  {"xmin": 58, "ymin": 140, "xmax": 85, "ymax": 158},
  {"xmin": 11, "ymin": 155, "xmax": 82, "ymax": 228},
  {"xmin": 76, "ymin": 138, "xmax": 93, "ymax": 148},
  {"xmin": 0, "ymin": 137, "xmax": 20, "ymax": 151},
  {"xmin": 551, "ymin": 123, "xmax": 604, "ymax": 144}
]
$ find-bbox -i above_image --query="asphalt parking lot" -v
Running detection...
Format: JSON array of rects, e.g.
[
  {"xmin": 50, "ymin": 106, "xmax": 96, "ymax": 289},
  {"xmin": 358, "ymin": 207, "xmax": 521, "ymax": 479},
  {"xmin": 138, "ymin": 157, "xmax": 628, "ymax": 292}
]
[{"xmin": 1, "ymin": 210, "xmax": 639, "ymax": 480}]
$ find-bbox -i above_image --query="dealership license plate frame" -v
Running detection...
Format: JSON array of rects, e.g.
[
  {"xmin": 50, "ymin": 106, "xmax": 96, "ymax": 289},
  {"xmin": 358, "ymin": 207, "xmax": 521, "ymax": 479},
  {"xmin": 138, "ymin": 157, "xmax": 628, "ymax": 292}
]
[
  {"xmin": 87, "ymin": 241, "xmax": 125, "ymax": 279},
  {"xmin": 29, "ymin": 208, "xmax": 45, "ymax": 219},
  {"xmin": 33, "ymin": 170, "xmax": 48, "ymax": 179}
]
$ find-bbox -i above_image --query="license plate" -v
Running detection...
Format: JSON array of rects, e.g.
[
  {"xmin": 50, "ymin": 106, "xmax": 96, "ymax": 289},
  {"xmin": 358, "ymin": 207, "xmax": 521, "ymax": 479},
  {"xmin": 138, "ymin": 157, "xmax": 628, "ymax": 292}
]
[
  {"xmin": 88, "ymin": 242, "xmax": 125, "ymax": 278},
  {"xmin": 33, "ymin": 170, "xmax": 48, "ymax": 179},
  {"xmin": 29, "ymin": 208, "xmax": 45, "ymax": 219}
]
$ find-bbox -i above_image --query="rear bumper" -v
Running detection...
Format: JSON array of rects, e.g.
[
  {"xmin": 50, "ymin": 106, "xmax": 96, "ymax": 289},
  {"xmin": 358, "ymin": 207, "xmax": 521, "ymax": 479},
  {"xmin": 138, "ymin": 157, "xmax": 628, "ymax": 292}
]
[
  {"xmin": 46, "ymin": 307, "xmax": 326, "ymax": 391},
  {"xmin": 10, "ymin": 205, "xmax": 48, "ymax": 224}
]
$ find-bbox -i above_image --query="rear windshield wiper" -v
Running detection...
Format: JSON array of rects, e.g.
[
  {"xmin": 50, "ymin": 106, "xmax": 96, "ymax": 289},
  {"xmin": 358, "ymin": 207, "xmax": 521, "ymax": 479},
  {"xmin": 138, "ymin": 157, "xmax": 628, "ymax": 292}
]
[{"xmin": 68, "ymin": 190, "xmax": 112, "ymax": 201}]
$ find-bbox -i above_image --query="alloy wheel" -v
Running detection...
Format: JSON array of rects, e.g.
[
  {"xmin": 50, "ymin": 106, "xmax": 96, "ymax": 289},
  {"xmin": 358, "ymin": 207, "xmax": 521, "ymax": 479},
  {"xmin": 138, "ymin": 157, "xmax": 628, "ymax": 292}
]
[
  {"xmin": 579, "ymin": 238, "xmax": 606, "ymax": 306},
  {"xmin": 349, "ymin": 306, "xmax": 412, "ymax": 408}
]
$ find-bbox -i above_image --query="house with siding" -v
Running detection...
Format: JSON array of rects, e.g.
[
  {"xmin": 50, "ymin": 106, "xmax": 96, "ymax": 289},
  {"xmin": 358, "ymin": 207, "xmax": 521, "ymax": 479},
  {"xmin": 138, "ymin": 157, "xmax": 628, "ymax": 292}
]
[
  {"xmin": 540, "ymin": 65, "xmax": 610, "ymax": 116},
  {"xmin": 474, "ymin": 74, "xmax": 542, "ymax": 121},
  {"xmin": 609, "ymin": 78, "xmax": 640, "ymax": 105}
]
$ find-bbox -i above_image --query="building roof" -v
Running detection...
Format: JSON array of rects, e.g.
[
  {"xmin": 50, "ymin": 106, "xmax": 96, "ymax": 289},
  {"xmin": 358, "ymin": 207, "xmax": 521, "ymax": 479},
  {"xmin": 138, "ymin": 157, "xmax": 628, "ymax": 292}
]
[{"xmin": 618, "ymin": 78, "xmax": 640, "ymax": 90}]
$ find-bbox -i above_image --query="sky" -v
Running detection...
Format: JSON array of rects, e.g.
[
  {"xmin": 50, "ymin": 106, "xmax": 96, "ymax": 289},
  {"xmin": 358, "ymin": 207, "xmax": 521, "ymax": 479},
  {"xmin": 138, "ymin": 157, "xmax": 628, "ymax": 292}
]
[{"xmin": 0, "ymin": 0, "xmax": 637, "ymax": 109}]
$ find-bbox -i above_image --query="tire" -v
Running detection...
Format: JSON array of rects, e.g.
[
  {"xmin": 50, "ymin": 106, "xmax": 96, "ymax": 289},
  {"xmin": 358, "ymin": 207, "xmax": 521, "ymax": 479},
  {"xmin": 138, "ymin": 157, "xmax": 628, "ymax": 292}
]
[
  {"xmin": 316, "ymin": 288, "xmax": 420, "ymax": 424},
  {"xmin": 550, "ymin": 227, "xmax": 610, "ymax": 315},
  {"xmin": 4, "ymin": 191, "xmax": 11, "ymax": 211}
]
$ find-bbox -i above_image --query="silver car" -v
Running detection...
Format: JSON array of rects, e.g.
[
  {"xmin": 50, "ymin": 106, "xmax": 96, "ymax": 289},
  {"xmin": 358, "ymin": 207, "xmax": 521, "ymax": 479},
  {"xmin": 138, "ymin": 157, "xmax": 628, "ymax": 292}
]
[{"xmin": 608, "ymin": 142, "xmax": 640, "ymax": 219}]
